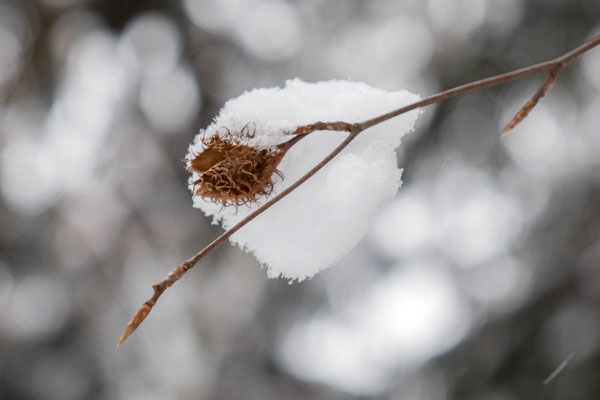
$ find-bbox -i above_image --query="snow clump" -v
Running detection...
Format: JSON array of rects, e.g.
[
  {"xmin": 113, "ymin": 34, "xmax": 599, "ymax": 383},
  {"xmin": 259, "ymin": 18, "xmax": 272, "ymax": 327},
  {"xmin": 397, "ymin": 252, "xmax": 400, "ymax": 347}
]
[{"xmin": 186, "ymin": 79, "xmax": 421, "ymax": 281}]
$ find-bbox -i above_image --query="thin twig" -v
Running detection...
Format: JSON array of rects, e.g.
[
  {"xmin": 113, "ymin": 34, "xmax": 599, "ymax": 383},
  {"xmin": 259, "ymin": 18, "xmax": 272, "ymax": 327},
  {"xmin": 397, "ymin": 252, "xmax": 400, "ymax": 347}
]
[
  {"xmin": 543, "ymin": 352, "xmax": 575, "ymax": 385},
  {"xmin": 357, "ymin": 33, "xmax": 600, "ymax": 133},
  {"xmin": 117, "ymin": 33, "xmax": 600, "ymax": 348},
  {"xmin": 116, "ymin": 126, "xmax": 359, "ymax": 348},
  {"xmin": 501, "ymin": 65, "xmax": 561, "ymax": 135}
]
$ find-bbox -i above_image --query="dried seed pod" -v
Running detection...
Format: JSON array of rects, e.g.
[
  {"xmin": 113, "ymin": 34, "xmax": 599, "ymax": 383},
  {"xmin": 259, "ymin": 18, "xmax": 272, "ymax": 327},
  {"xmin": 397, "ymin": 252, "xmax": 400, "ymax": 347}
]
[{"xmin": 187, "ymin": 128, "xmax": 301, "ymax": 207}]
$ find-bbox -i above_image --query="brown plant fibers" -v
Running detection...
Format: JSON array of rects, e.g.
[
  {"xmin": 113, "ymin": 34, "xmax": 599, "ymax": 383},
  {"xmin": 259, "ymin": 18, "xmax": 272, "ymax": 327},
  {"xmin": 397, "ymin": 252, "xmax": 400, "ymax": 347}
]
[{"xmin": 187, "ymin": 131, "xmax": 286, "ymax": 206}]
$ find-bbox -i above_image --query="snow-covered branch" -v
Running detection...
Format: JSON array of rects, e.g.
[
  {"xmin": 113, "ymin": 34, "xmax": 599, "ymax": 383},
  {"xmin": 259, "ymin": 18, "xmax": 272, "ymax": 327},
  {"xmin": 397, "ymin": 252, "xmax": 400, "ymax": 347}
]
[{"xmin": 117, "ymin": 33, "xmax": 600, "ymax": 348}]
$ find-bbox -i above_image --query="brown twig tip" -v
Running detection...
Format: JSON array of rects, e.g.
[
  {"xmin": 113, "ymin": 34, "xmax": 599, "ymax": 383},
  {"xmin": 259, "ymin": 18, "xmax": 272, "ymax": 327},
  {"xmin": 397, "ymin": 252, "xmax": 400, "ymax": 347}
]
[
  {"xmin": 116, "ymin": 302, "xmax": 153, "ymax": 348},
  {"xmin": 501, "ymin": 66, "xmax": 561, "ymax": 136}
]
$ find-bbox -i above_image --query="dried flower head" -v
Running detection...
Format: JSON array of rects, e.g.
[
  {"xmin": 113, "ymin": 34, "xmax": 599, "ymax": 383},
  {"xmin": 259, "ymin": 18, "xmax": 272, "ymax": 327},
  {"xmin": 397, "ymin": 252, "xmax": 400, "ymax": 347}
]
[{"xmin": 187, "ymin": 127, "xmax": 298, "ymax": 207}]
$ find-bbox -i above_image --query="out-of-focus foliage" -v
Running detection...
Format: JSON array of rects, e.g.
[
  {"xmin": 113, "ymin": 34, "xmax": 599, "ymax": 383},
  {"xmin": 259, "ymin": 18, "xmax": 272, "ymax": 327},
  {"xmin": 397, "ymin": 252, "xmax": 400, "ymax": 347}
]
[{"xmin": 0, "ymin": 0, "xmax": 599, "ymax": 399}]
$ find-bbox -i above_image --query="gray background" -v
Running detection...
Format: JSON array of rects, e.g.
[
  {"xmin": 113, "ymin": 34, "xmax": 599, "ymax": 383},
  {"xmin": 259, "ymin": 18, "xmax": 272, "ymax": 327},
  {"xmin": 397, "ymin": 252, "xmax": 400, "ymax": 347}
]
[{"xmin": 1, "ymin": 0, "xmax": 599, "ymax": 399}]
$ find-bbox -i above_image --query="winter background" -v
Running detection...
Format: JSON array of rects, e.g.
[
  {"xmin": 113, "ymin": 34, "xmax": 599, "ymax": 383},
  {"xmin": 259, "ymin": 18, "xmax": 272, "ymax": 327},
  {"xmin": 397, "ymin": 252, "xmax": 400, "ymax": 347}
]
[{"xmin": 1, "ymin": 0, "xmax": 600, "ymax": 399}]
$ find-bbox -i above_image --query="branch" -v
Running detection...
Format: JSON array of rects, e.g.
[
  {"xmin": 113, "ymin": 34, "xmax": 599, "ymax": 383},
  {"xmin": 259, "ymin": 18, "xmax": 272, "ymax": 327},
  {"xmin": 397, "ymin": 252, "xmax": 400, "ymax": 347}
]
[
  {"xmin": 116, "ymin": 126, "xmax": 359, "ymax": 348},
  {"xmin": 501, "ymin": 65, "xmax": 561, "ymax": 136},
  {"xmin": 117, "ymin": 33, "xmax": 600, "ymax": 348}
]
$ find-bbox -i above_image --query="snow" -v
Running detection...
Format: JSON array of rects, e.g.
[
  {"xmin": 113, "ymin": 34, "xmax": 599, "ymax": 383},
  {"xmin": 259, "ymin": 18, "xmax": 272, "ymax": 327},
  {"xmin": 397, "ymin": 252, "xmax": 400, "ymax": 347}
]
[{"xmin": 186, "ymin": 79, "xmax": 421, "ymax": 280}]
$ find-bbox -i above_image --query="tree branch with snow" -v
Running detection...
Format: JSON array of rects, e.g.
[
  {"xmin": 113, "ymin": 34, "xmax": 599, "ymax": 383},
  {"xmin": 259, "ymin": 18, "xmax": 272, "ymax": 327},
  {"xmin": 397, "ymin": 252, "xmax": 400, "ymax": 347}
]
[{"xmin": 117, "ymin": 33, "xmax": 600, "ymax": 348}]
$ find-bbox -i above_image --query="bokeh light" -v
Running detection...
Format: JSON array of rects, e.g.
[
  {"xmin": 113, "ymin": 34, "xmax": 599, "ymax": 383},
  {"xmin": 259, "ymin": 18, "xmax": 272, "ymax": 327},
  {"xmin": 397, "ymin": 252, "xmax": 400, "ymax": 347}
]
[
  {"xmin": 236, "ymin": 1, "xmax": 303, "ymax": 62},
  {"xmin": 1, "ymin": 1, "xmax": 599, "ymax": 399}
]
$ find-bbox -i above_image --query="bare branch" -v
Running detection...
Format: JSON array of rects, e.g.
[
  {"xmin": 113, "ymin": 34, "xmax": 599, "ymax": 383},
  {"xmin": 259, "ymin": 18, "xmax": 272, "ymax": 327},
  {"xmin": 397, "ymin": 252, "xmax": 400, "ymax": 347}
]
[
  {"xmin": 116, "ymin": 128, "xmax": 360, "ymax": 348},
  {"xmin": 358, "ymin": 34, "xmax": 600, "ymax": 133},
  {"xmin": 117, "ymin": 33, "xmax": 600, "ymax": 348}
]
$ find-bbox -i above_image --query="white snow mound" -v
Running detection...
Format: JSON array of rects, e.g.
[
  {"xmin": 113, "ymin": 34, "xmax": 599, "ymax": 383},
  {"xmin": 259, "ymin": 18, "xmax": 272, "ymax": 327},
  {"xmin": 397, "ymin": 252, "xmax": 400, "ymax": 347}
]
[{"xmin": 187, "ymin": 79, "xmax": 421, "ymax": 281}]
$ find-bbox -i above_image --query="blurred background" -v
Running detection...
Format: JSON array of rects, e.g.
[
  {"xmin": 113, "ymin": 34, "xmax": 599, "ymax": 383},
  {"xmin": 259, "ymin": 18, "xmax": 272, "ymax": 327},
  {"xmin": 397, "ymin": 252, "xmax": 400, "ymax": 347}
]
[{"xmin": 0, "ymin": 0, "xmax": 599, "ymax": 399}]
